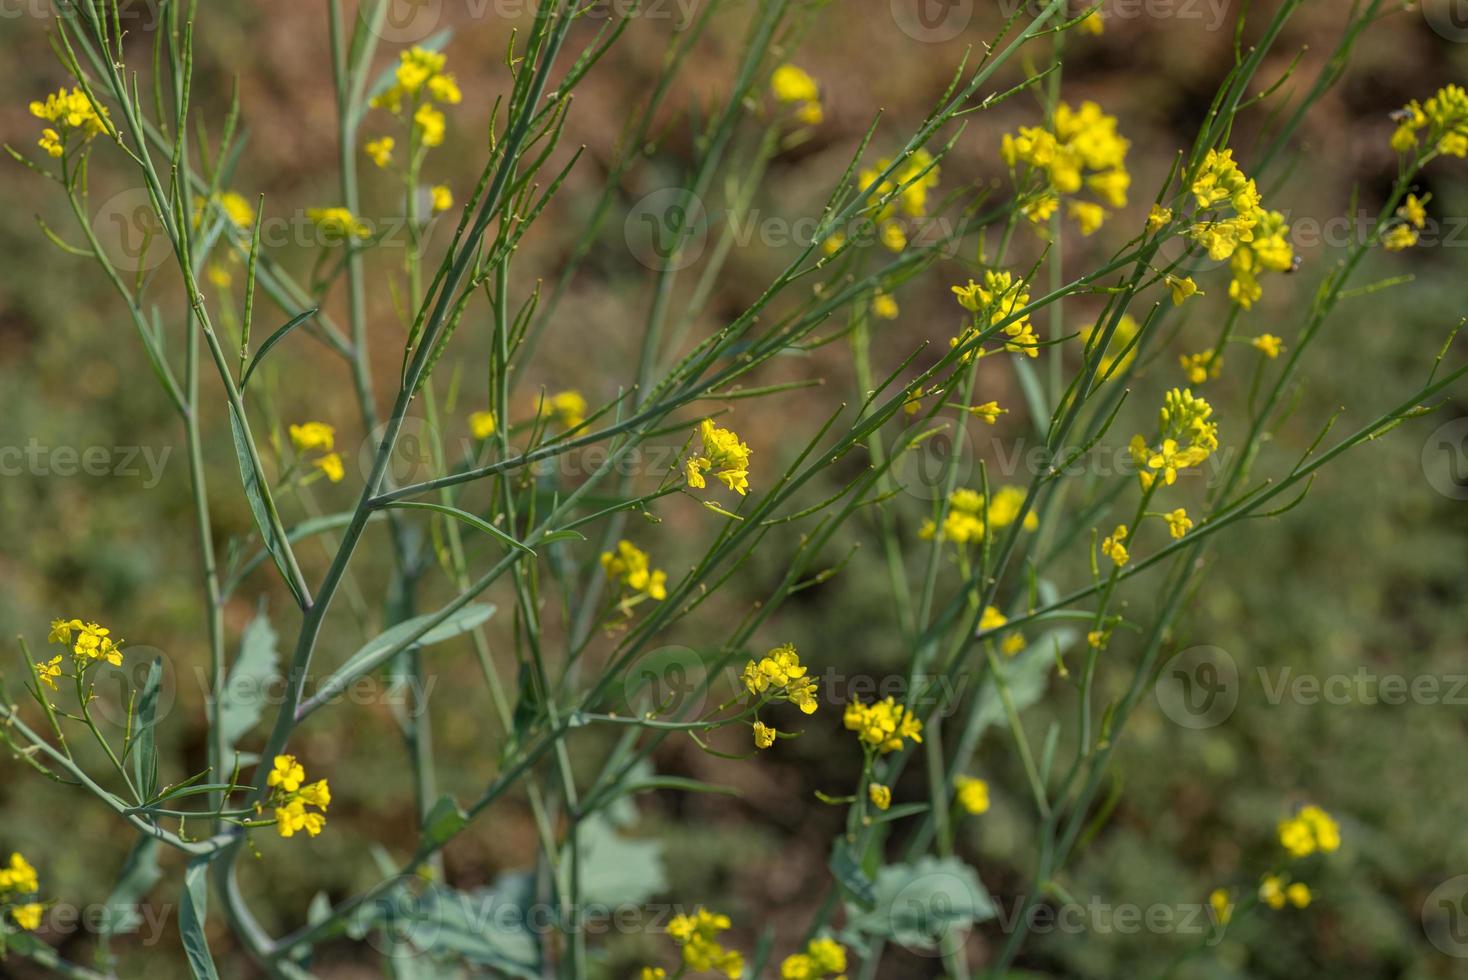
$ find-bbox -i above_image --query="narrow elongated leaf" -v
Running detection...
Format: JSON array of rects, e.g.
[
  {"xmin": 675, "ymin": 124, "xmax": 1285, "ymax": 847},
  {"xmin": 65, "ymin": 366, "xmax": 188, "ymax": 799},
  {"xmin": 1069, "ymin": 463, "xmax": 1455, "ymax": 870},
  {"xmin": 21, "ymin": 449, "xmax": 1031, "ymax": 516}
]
[
  {"xmin": 383, "ymin": 501, "xmax": 535, "ymax": 556},
  {"xmin": 220, "ymin": 602, "xmax": 279, "ymax": 750},
  {"xmin": 314, "ymin": 605, "xmax": 496, "ymax": 706},
  {"xmin": 179, "ymin": 857, "xmax": 221, "ymax": 980},
  {"xmin": 227, "ymin": 404, "xmax": 305, "ymax": 607},
  {"xmin": 241, "ymin": 308, "xmax": 318, "ymax": 385},
  {"xmin": 131, "ymin": 657, "xmax": 163, "ymax": 797},
  {"xmin": 98, "ymin": 835, "xmax": 163, "ymax": 939},
  {"xmin": 422, "ymin": 794, "xmax": 469, "ymax": 848}
]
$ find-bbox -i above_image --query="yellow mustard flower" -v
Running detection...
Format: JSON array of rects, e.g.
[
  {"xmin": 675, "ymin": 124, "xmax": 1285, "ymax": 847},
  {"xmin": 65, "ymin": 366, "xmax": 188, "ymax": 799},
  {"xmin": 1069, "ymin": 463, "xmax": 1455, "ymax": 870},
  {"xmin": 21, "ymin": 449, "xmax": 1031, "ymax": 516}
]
[
  {"xmin": 753, "ymin": 721, "xmax": 777, "ymax": 750},
  {"xmin": 742, "ymin": 644, "xmax": 818, "ymax": 715},
  {"xmin": 1209, "ymin": 888, "xmax": 1233, "ymax": 925},
  {"xmin": 50, "ymin": 619, "xmax": 123, "ymax": 666},
  {"xmin": 686, "ymin": 419, "xmax": 752, "ymax": 496},
  {"xmin": 537, "ymin": 389, "xmax": 588, "ymax": 430},
  {"xmin": 667, "ymin": 908, "xmax": 743, "ymax": 978},
  {"xmin": 37, "ymin": 654, "xmax": 64, "ymax": 690},
  {"xmin": 600, "ymin": 540, "xmax": 668, "ymax": 603},
  {"xmin": 1399, "ymin": 193, "xmax": 1429, "ymax": 230},
  {"xmin": 265, "ymin": 755, "xmax": 330, "ymax": 839},
  {"xmin": 30, "ymin": 86, "xmax": 110, "ymax": 158},
  {"xmin": 970, "ymin": 401, "xmax": 1006, "ymax": 424},
  {"xmin": 431, "ymin": 184, "xmax": 454, "ymax": 213},
  {"xmin": 1002, "ymin": 100, "xmax": 1130, "ymax": 231},
  {"xmin": 1001, "ymin": 633, "xmax": 1027, "ymax": 657},
  {"xmin": 1163, "ymin": 508, "xmax": 1193, "ymax": 539},
  {"xmin": 979, "ymin": 606, "xmax": 1008, "ymax": 632},
  {"xmin": 469, "ymin": 410, "xmax": 497, "ymax": 440},
  {"xmin": 1166, "ymin": 275, "xmax": 1201, "ymax": 306},
  {"xmin": 1278, "ymin": 804, "xmax": 1341, "ymax": 858},
  {"xmin": 955, "ymin": 776, "xmax": 990, "ymax": 814},
  {"xmin": 1179, "ymin": 349, "xmax": 1222, "ymax": 385},
  {"xmin": 1382, "ymin": 225, "xmax": 1418, "ymax": 251},
  {"xmin": 1068, "ymin": 200, "xmax": 1106, "ymax": 236},
  {"xmin": 306, "ymin": 207, "xmax": 371, "ymax": 243},
  {"xmin": 1129, "ymin": 388, "xmax": 1219, "ymax": 488},
  {"xmin": 312, "ymin": 453, "xmax": 345, "ymax": 484},
  {"xmin": 1389, "ymin": 85, "xmax": 1468, "ymax": 158},
  {"xmin": 1101, "ymin": 525, "xmax": 1130, "ymax": 566},
  {"xmin": 951, "ymin": 269, "xmax": 1038, "ymax": 360},
  {"xmin": 871, "ymin": 292, "xmax": 899, "ymax": 320},
  {"xmin": 844, "ymin": 697, "xmax": 922, "ymax": 754},
  {"xmin": 1147, "ymin": 204, "xmax": 1174, "ymax": 235},
  {"xmin": 0, "ymin": 853, "xmax": 40, "ymax": 894},
  {"xmin": 11, "ymin": 902, "xmax": 44, "ymax": 931},
  {"xmin": 289, "ymin": 422, "xmax": 335, "ymax": 453},
  {"xmin": 868, "ymin": 783, "xmax": 892, "ymax": 811},
  {"xmin": 1251, "ymin": 333, "xmax": 1283, "ymax": 358},
  {"xmin": 365, "ymin": 136, "xmax": 395, "ymax": 168}
]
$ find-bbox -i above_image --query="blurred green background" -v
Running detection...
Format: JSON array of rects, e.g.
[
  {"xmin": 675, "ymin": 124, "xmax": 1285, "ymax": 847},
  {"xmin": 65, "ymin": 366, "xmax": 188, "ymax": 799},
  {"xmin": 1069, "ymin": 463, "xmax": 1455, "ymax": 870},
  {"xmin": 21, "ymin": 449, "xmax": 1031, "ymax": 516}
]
[{"xmin": 2, "ymin": 1, "xmax": 1468, "ymax": 977}]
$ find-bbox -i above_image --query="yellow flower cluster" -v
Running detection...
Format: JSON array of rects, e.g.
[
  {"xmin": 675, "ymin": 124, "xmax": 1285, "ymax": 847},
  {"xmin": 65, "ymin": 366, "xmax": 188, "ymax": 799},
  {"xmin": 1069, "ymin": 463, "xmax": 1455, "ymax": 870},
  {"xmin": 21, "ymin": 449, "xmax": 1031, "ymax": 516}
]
[
  {"xmin": 770, "ymin": 64, "xmax": 823, "ymax": 126},
  {"xmin": 1001, "ymin": 100, "xmax": 1131, "ymax": 236},
  {"xmin": 535, "ymin": 389, "xmax": 588, "ymax": 430},
  {"xmin": 742, "ymin": 643, "xmax": 819, "ymax": 724},
  {"xmin": 918, "ymin": 485, "xmax": 1038, "ymax": 545},
  {"xmin": 780, "ymin": 936, "xmax": 848, "ymax": 978},
  {"xmin": 0, "ymin": 853, "xmax": 44, "ymax": 932},
  {"xmin": 306, "ymin": 207, "xmax": 372, "ymax": 244},
  {"xmin": 1178, "ymin": 349, "xmax": 1222, "ymax": 385},
  {"xmin": 1186, "ymin": 149, "xmax": 1294, "ymax": 310},
  {"xmin": 469, "ymin": 410, "xmax": 497, "ymax": 440},
  {"xmin": 47, "ymin": 617, "xmax": 123, "ymax": 672},
  {"xmin": 951, "ymin": 270, "xmax": 1039, "ymax": 359},
  {"xmin": 868, "ymin": 783, "xmax": 892, "ymax": 810},
  {"xmin": 194, "ymin": 191, "xmax": 256, "ymax": 233},
  {"xmin": 30, "ymin": 86, "xmax": 110, "ymax": 158},
  {"xmin": 955, "ymin": 775, "xmax": 990, "ymax": 815},
  {"xmin": 1100, "ymin": 524, "xmax": 1129, "ymax": 567},
  {"xmin": 265, "ymin": 754, "xmax": 331, "ymax": 839},
  {"xmin": 844, "ymin": 696, "xmax": 923, "ymax": 754},
  {"xmin": 686, "ymin": 419, "xmax": 752, "ymax": 496},
  {"xmin": 1383, "ymin": 192, "xmax": 1430, "ymax": 253},
  {"xmin": 369, "ymin": 46, "xmax": 462, "ymax": 151},
  {"xmin": 1259, "ymin": 873, "xmax": 1311, "ymax": 910},
  {"xmin": 665, "ymin": 908, "xmax": 743, "ymax": 978},
  {"xmin": 600, "ymin": 539, "xmax": 668, "ymax": 602},
  {"xmin": 1278, "ymin": 804, "xmax": 1341, "ymax": 859},
  {"xmin": 1390, "ymin": 84, "xmax": 1468, "ymax": 159},
  {"xmin": 289, "ymin": 421, "xmax": 345, "ymax": 483},
  {"xmin": 857, "ymin": 148, "xmax": 941, "ymax": 252},
  {"xmin": 1128, "ymin": 388, "xmax": 1218, "ymax": 488}
]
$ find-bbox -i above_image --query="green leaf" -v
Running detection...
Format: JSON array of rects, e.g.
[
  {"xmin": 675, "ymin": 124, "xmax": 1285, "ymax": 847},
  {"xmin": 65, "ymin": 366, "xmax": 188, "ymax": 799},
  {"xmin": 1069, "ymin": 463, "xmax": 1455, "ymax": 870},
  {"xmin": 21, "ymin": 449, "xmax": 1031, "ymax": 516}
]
[
  {"xmin": 220, "ymin": 600, "xmax": 279, "ymax": 751},
  {"xmin": 130, "ymin": 657, "xmax": 164, "ymax": 798},
  {"xmin": 574, "ymin": 812, "xmax": 667, "ymax": 907},
  {"xmin": 241, "ymin": 308, "xmax": 318, "ymax": 385},
  {"xmin": 382, "ymin": 501, "xmax": 536, "ymax": 556},
  {"xmin": 848, "ymin": 856, "xmax": 995, "ymax": 951},
  {"xmin": 317, "ymin": 605, "xmax": 496, "ymax": 704},
  {"xmin": 227, "ymin": 404, "xmax": 305, "ymax": 607},
  {"xmin": 830, "ymin": 838, "xmax": 876, "ymax": 909},
  {"xmin": 422, "ymin": 795, "xmax": 468, "ymax": 848},
  {"xmin": 970, "ymin": 627, "xmax": 1076, "ymax": 740},
  {"xmin": 98, "ymin": 835, "xmax": 163, "ymax": 940},
  {"xmin": 179, "ymin": 857, "xmax": 222, "ymax": 980}
]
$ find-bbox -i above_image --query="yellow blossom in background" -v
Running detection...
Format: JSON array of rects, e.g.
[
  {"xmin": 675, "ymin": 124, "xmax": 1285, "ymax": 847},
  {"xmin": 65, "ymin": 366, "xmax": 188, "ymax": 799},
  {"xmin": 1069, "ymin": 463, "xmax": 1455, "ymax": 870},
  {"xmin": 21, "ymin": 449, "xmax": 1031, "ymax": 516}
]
[
  {"xmin": 685, "ymin": 418, "xmax": 752, "ymax": 496},
  {"xmin": 1382, "ymin": 225, "xmax": 1418, "ymax": 251},
  {"xmin": 771, "ymin": 64, "xmax": 822, "ymax": 127},
  {"xmin": 1147, "ymin": 204, "xmax": 1173, "ymax": 234},
  {"xmin": 290, "ymin": 422, "xmax": 335, "ymax": 453},
  {"xmin": 1078, "ymin": 9, "xmax": 1103, "ymax": 33},
  {"xmin": 30, "ymin": 86, "xmax": 110, "ymax": 158},
  {"xmin": 955, "ymin": 776, "xmax": 990, "ymax": 814},
  {"xmin": 903, "ymin": 386, "xmax": 925, "ymax": 416},
  {"xmin": 1068, "ymin": 200, "xmax": 1105, "ymax": 236},
  {"xmin": 11, "ymin": 902, "xmax": 44, "ymax": 931},
  {"xmin": 1163, "ymin": 508, "xmax": 1193, "ymax": 539},
  {"xmin": 871, "ymin": 292, "xmax": 899, "ymax": 320},
  {"xmin": 971, "ymin": 401, "xmax": 1006, "ymax": 424},
  {"xmin": 1260, "ymin": 874, "xmax": 1311, "ymax": 910},
  {"xmin": 667, "ymin": 908, "xmax": 744, "ymax": 978},
  {"xmin": 844, "ymin": 697, "xmax": 922, "ymax": 753},
  {"xmin": 1252, "ymin": 334, "xmax": 1283, "ymax": 358},
  {"xmin": 879, "ymin": 221, "xmax": 907, "ymax": 251},
  {"xmin": 371, "ymin": 46, "xmax": 461, "ymax": 114},
  {"xmin": 193, "ymin": 190, "xmax": 257, "ymax": 233},
  {"xmin": 0, "ymin": 853, "xmax": 40, "ymax": 895},
  {"xmin": 469, "ymin": 410, "xmax": 497, "ymax": 440},
  {"xmin": 1101, "ymin": 524, "xmax": 1129, "ymax": 566},
  {"xmin": 782, "ymin": 937, "xmax": 848, "ymax": 978},
  {"xmin": 431, "ymin": 184, "xmax": 453, "ymax": 213},
  {"xmin": 1001, "ymin": 633, "xmax": 1026, "ymax": 656},
  {"xmin": 753, "ymin": 721, "xmax": 777, "ymax": 749},
  {"xmin": 1278, "ymin": 804, "xmax": 1341, "ymax": 858},
  {"xmin": 365, "ymin": 136, "xmax": 395, "ymax": 168},
  {"xmin": 979, "ymin": 606, "xmax": 1008, "ymax": 632},
  {"xmin": 1209, "ymin": 888, "xmax": 1233, "ymax": 925},
  {"xmin": 640, "ymin": 969, "xmax": 666, "ymax": 980},
  {"xmin": 868, "ymin": 783, "xmax": 892, "ymax": 811},
  {"xmin": 1079, "ymin": 312, "xmax": 1140, "ymax": 378},
  {"xmin": 1399, "ymin": 192, "xmax": 1429, "ymax": 229},
  {"xmin": 414, "ymin": 103, "xmax": 446, "ymax": 147},
  {"xmin": 1179, "ymin": 349, "xmax": 1222, "ymax": 385},
  {"xmin": 920, "ymin": 485, "xmax": 1036, "ymax": 544},
  {"xmin": 536, "ymin": 389, "xmax": 588, "ymax": 430},
  {"xmin": 312, "ymin": 453, "xmax": 345, "ymax": 483},
  {"xmin": 1166, "ymin": 275, "xmax": 1201, "ymax": 306},
  {"xmin": 1389, "ymin": 84, "xmax": 1468, "ymax": 158},
  {"xmin": 306, "ymin": 207, "xmax": 371, "ymax": 243},
  {"xmin": 600, "ymin": 539, "xmax": 668, "ymax": 602},
  {"xmin": 206, "ymin": 264, "xmax": 233, "ymax": 289}
]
